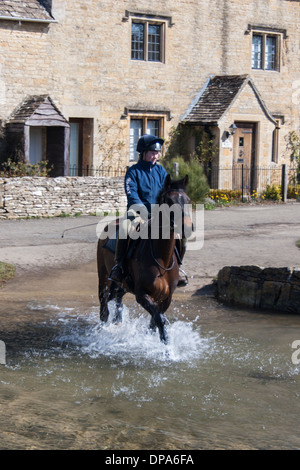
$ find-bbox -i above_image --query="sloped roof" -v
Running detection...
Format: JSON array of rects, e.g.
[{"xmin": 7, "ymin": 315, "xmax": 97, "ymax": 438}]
[
  {"xmin": 0, "ymin": 0, "xmax": 54, "ymax": 22},
  {"xmin": 8, "ymin": 95, "xmax": 69, "ymax": 126},
  {"xmin": 182, "ymin": 74, "xmax": 276, "ymax": 125}
]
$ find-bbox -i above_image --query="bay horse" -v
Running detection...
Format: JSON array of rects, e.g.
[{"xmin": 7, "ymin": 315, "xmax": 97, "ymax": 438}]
[{"xmin": 96, "ymin": 174, "xmax": 193, "ymax": 344}]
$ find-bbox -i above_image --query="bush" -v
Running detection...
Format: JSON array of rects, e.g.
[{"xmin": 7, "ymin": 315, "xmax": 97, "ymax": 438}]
[
  {"xmin": 0, "ymin": 158, "xmax": 51, "ymax": 177},
  {"xmin": 262, "ymin": 184, "xmax": 281, "ymax": 201},
  {"xmin": 287, "ymin": 185, "xmax": 300, "ymax": 199},
  {"xmin": 162, "ymin": 156, "xmax": 209, "ymax": 205}
]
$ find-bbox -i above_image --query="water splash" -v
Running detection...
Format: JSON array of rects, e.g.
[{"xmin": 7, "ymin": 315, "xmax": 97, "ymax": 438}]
[{"xmin": 54, "ymin": 302, "xmax": 211, "ymax": 364}]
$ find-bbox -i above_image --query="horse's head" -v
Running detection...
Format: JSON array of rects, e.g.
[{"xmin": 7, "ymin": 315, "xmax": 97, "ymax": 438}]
[{"xmin": 157, "ymin": 174, "xmax": 194, "ymax": 239}]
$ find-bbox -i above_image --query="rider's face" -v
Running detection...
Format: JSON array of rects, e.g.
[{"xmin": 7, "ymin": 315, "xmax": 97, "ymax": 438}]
[{"xmin": 144, "ymin": 150, "xmax": 159, "ymax": 163}]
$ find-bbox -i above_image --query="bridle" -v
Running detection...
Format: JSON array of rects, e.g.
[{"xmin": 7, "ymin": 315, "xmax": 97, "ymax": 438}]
[{"xmin": 150, "ymin": 187, "xmax": 189, "ymax": 276}]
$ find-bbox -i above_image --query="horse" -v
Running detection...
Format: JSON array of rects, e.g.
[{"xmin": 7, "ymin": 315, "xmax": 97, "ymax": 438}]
[{"xmin": 96, "ymin": 174, "xmax": 193, "ymax": 344}]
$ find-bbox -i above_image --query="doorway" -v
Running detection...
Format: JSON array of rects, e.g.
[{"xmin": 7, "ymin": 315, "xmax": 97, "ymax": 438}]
[
  {"xmin": 29, "ymin": 127, "xmax": 44, "ymax": 165},
  {"xmin": 232, "ymin": 123, "xmax": 256, "ymax": 195},
  {"xmin": 69, "ymin": 118, "xmax": 93, "ymax": 176},
  {"xmin": 70, "ymin": 119, "xmax": 83, "ymax": 175},
  {"xmin": 29, "ymin": 126, "xmax": 67, "ymax": 176}
]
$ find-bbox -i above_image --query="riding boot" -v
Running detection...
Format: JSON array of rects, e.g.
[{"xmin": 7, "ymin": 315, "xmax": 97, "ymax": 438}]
[
  {"xmin": 109, "ymin": 236, "xmax": 128, "ymax": 283},
  {"xmin": 176, "ymin": 242, "xmax": 188, "ymax": 287}
]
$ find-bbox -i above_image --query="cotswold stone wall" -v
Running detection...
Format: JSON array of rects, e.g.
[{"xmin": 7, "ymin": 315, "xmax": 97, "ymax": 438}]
[
  {"xmin": 217, "ymin": 265, "xmax": 300, "ymax": 314},
  {"xmin": 0, "ymin": 177, "xmax": 127, "ymax": 219}
]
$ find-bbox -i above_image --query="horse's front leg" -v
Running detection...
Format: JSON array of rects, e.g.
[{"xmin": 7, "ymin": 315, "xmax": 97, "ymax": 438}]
[
  {"xmin": 112, "ymin": 286, "xmax": 125, "ymax": 324},
  {"xmin": 136, "ymin": 292, "xmax": 168, "ymax": 344},
  {"xmin": 99, "ymin": 285, "xmax": 110, "ymax": 322}
]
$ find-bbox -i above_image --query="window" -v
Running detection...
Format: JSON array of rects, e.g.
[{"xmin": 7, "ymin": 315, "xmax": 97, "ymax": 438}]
[
  {"xmin": 265, "ymin": 36, "xmax": 276, "ymax": 70},
  {"xmin": 131, "ymin": 23, "xmax": 144, "ymax": 60},
  {"xmin": 148, "ymin": 24, "xmax": 161, "ymax": 61},
  {"xmin": 131, "ymin": 20, "xmax": 164, "ymax": 62},
  {"xmin": 251, "ymin": 32, "xmax": 280, "ymax": 71},
  {"xmin": 129, "ymin": 116, "xmax": 163, "ymax": 162}
]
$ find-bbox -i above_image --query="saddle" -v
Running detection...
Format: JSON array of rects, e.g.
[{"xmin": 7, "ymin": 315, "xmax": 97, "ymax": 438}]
[
  {"xmin": 103, "ymin": 230, "xmax": 145, "ymax": 261},
  {"xmin": 104, "ymin": 230, "xmax": 183, "ymax": 265}
]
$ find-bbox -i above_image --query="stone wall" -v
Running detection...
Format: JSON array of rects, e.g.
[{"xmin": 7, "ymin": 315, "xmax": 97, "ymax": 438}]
[
  {"xmin": 0, "ymin": 177, "xmax": 127, "ymax": 219},
  {"xmin": 217, "ymin": 265, "xmax": 300, "ymax": 314}
]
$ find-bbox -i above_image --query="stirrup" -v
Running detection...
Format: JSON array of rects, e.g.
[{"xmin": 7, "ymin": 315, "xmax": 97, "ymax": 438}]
[{"xmin": 178, "ymin": 268, "xmax": 189, "ymax": 287}]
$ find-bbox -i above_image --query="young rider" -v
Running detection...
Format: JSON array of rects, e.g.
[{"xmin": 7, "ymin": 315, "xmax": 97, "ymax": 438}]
[{"xmin": 109, "ymin": 134, "xmax": 167, "ymax": 283}]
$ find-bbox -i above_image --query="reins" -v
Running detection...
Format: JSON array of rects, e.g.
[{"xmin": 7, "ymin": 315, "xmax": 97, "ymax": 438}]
[
  {"xmin": 148, "ymin": 187, "xmax": 185, "ymax": 276},
  {"xmin": 149, "ymin": 238, "xmax": 175, "ymax": 276}
]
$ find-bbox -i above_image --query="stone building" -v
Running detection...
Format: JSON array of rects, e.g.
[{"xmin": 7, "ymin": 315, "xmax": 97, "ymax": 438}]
[{"xmin": 0, "ymin": 0, "xmax": 299, "ymax": 191}]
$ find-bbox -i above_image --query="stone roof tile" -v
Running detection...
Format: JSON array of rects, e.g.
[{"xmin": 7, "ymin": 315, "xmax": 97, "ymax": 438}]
[
  {"xmin": 183, "ymin": 75, "xmax": 249, "ymax": 124},
  {"xmin": 8, "ymin": 95, "xmax": 67, "ymax": 124},
  {"xmin": 0, "ymin": 0, "xmax": 53, "ymax": 21}
]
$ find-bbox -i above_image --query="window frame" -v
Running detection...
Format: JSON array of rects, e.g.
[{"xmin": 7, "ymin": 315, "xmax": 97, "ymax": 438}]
[
  {"xmin": 128, "ymin": 112, "xmax": 166, "ymax": 162},
  {"xmin": 124, "ymin": 11, "xmax": 173, "ymax": 64},
  {"xmin": 249, "ymin": 26, "xmax": 284, "ymax": 72},
  {"xmin": 131, "ymin": 19, "xmax": 166, "ymax": 63}
]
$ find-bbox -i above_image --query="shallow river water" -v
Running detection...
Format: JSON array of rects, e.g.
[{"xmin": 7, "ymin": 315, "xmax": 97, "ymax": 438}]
[{"xmin": 1, "ymin": 278, "xmax": 300, "ymax": 451}]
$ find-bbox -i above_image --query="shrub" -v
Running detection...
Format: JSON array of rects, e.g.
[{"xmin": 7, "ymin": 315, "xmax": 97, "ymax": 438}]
[
  {"xmin": 262, "ymin": 184, "xmax": 281, "ymax": 201},
  {"xmin": 161, "ymin": 156, "xmax": 209, "ymax": 205},
  {"xmin": 0, "ymin": 158, "xmax": 51, "ymax": 177},
  {"xmin": 287, "ymin": 185, "xmax": 300, "ymax": 199}
]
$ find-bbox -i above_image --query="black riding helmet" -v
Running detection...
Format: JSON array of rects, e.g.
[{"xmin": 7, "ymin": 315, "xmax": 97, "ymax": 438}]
[{"xmin": 136, "ymin": 134, "xmax": 164, "ymax": 153}]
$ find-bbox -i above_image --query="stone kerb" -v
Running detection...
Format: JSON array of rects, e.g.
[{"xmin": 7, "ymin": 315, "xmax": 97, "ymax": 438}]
[
  {"xmin": 217, "ymin": 265, "xmax": 300, "ymax": 314},
  {"xmin": 0, "ymin": 176, "xmax": 127, "ymax": 219}
]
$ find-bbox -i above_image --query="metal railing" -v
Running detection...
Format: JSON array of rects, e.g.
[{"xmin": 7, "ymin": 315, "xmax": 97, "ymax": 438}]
[
  {"xmin": 68, "ymin": 165, "xmax": 126, "ymax": 177},
  {"xmin": 65, "ymin": 164, "xmax": 299, "ymax": 196},
  {"xmin": 208, "ymin": 164, "xmax": 299, "ymax": 195}
]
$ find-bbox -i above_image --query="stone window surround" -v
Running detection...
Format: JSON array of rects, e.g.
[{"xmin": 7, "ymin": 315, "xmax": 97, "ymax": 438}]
[
  {"xmin": 246, "ymin": 24, "xmax": 287, "ymax": 73},
  {"xmin": 123, "ymin": 10, "xmax": 174, "ymax": 64},
  {"xmin": 124, "ymin": 108, "xmax": 170, "ymax": 163}
]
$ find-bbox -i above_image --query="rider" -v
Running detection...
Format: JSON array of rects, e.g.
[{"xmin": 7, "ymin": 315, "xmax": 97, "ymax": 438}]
[{"xmin": 109, "ymin": 134, "xmax": 167, "ymax": 283}]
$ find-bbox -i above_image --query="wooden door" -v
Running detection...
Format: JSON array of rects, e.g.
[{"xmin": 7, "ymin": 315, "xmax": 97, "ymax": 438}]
[{"xmin": 232, "ymin": 123, "xmax": 256, "ymax": 195}]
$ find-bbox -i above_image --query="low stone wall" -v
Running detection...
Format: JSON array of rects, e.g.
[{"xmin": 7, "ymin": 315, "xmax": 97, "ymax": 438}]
[
  {"xmin": 217, "ymin": 265, "xmax": 300, "ymax": 314},
  {"xmin": 0, "ymin": 177, "xmax": 127, "ymax": 218}
]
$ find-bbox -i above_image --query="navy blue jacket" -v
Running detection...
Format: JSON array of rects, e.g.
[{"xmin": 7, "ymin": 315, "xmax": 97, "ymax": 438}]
[{"xmin": 124, "ymin": 159, "xmax": 168, "ymax": 214}]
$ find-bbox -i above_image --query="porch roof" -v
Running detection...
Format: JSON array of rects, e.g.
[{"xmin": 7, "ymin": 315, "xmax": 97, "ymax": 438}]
[
  {"xmin": 0, "ymin": 0, "xmax": 55, "ymax": 22},
  {"xmin": 7, "ymin": 95, "xmax": 69, "ymax": 127},
  {"xmin": 181, "ymin": 74, "xmax": 276, "ymax": 125}
]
